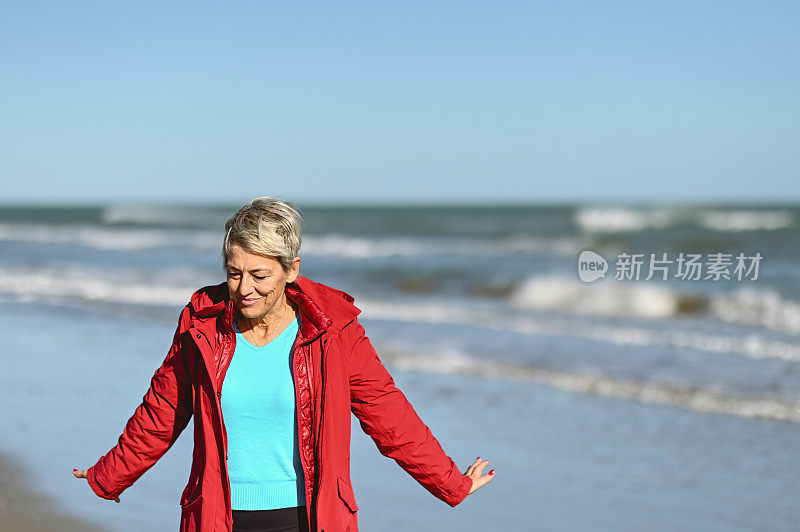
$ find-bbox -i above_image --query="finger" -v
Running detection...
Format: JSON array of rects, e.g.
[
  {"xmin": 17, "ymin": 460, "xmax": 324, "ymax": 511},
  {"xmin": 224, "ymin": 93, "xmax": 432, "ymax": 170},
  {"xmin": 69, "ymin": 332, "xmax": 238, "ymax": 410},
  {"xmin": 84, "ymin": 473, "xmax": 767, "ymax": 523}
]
[
  {"xmin": 465, "ymin": 457, "xmax": 481, "ymax": 475},
  {"xmin": 474, "ymin": 459, "xmax": 490, "ymax": 476},
  {"xmin": 477, "ymin": 469, "xmax": 496, "ymax": 489},
  {"xmin": 72, "ymin": 469, "xmax": 88, "ymax": 479}
]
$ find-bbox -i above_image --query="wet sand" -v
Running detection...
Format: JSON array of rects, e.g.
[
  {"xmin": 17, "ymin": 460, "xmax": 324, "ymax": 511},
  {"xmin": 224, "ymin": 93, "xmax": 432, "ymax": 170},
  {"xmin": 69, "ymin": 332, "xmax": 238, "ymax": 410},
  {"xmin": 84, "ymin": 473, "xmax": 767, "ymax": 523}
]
[{"xmin": 0, "ymin": 453, "xmax": 108, "ymax": 532}]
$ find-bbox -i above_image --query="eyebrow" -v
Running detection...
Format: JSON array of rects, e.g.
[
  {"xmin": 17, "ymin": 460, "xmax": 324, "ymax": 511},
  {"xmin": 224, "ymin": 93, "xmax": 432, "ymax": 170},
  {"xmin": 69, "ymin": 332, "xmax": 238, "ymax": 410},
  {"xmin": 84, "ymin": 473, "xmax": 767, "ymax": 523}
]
[{"xmin": 226, "ymin": 267, "xmax": 272, "ymax": 273}]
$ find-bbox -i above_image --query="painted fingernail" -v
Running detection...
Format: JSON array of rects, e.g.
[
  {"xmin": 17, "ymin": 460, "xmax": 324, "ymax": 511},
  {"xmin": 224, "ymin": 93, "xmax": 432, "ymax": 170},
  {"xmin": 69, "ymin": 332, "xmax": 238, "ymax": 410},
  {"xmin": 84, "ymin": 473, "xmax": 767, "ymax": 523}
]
[
  {"xmin": 489, "ymin": 470, "xmax": 495, "ymax": 475},
  {"xmin": 73, "ymin": 469, "xmax": 78, "ymax": 472},
  {"xmin": 477, "ymin": 457, "xmax": 481, "ymax": 461}
]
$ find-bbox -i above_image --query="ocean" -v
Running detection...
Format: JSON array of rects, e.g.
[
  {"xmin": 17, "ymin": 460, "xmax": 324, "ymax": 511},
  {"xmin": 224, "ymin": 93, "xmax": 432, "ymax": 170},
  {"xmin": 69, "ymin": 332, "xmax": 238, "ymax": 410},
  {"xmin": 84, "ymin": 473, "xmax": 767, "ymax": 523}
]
[{"xmin": 1, "ymin": 202, "xmax": 799, "ymax": 531}]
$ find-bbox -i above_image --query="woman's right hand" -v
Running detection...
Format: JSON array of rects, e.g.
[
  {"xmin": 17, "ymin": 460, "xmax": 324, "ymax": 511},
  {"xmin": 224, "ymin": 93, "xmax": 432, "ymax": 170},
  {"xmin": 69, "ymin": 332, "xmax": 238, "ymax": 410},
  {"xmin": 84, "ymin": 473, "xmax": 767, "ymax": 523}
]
[
  {"xmin": 464, "ymin": 456, "xmax": 495, "ymax": 495},
  {"xmin": 73, "ymin": 468, "xmax": 120, "ymax": 503}
]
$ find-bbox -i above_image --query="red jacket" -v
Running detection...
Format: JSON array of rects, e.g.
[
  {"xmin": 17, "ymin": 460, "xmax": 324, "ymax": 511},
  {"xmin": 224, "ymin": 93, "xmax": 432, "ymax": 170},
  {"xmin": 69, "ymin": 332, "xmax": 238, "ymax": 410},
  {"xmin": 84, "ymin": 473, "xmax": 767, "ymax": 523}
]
[{"xmin": 86, "ymin": 276, "xmax": 472, "ymax": 531}]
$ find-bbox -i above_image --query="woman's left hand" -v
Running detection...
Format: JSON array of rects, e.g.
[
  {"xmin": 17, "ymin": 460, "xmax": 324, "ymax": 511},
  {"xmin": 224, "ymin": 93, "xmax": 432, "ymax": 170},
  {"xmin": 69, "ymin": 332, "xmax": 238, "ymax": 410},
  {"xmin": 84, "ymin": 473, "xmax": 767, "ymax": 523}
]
[
  {"xmin": 464, "ymin": 457, "xmax": 495, "ymax": 495},
  {"xmin": 73, "ymin": 468, "xmax": 121, "ymax": 503}
]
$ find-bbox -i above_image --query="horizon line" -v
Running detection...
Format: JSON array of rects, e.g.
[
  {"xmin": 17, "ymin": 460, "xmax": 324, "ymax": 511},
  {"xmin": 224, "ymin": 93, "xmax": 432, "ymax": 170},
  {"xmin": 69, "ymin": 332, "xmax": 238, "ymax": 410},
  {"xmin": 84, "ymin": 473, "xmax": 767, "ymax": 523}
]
[{"xmin": 1, "ymin": 196, "xmax": 800, "ymax": 209}]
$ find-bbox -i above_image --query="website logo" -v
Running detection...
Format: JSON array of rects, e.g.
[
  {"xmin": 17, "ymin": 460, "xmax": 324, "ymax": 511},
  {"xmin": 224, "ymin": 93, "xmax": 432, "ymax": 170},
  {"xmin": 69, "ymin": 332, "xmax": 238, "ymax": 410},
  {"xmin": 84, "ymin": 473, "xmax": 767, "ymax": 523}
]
[{"xmin": 577, "ymin": 250, "xmax": 608, "ymax": 283}]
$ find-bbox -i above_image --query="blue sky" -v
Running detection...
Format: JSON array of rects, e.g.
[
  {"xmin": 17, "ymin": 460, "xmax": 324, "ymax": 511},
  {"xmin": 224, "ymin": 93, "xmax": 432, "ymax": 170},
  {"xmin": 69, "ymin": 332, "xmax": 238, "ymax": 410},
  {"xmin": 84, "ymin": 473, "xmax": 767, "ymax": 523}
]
[{"xmin": 1, "ymin": 1, "xmax": 798, "ymax": 204}]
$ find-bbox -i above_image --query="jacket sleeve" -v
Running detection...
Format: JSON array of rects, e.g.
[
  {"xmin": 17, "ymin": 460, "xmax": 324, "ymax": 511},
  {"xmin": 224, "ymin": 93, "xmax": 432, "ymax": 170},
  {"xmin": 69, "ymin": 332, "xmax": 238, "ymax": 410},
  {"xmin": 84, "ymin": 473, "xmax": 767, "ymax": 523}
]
[
  {"xmin": 346, "ymin": 319, "xmax": 472, "ymax": 507},
  {"xmin": 86, "ymin": 304, "xmax": 194, "ymax": 500}
]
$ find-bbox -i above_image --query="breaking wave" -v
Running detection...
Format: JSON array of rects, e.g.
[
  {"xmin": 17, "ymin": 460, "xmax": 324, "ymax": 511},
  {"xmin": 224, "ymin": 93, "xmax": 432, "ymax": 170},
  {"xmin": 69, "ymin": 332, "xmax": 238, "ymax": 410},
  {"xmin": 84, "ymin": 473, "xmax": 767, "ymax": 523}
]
[
  {"xmin": 0, "ymin": 266, "xmax": 198, "ymax": 306},
  {"xmin": 0, "ymin": 223, "xmax": 220, "ymax": 251},
  {"xmin": 574, "ymin": 207, "xmax": 680, "ymax": 233},
  {"xmin": 698, "ymin": 210, "xmax": 794, "ymax": 232},
  {"xmin": 508, "ymin": 275, "xmax": 800, "ymax": 335},
  {"xmin": 509, "ymin": 275, "xmax": 704, "ymax": 318}
]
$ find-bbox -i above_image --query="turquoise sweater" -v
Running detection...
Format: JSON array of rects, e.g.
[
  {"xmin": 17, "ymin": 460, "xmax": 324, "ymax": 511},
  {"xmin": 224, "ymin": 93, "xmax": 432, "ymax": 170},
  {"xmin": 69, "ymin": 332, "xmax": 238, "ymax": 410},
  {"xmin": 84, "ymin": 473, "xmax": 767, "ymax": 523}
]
[{"xmin": 221, "ymin": 315, "xmax": 305, "ymax": 510}]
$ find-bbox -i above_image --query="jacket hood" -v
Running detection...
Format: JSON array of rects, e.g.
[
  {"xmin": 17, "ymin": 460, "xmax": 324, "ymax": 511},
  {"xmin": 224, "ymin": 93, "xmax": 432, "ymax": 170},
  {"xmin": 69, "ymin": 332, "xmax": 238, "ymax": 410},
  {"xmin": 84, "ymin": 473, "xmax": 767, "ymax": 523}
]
[{"xmin": 188, "ymin": 276, "xmax": 362, "ymax": 339}]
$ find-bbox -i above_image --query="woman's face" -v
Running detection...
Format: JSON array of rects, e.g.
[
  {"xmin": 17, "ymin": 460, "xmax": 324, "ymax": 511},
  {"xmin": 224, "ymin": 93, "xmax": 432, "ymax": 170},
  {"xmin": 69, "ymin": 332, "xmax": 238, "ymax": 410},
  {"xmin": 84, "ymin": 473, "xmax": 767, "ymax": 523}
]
[{"xmin": 225, "ymin": 243, "xmax": 300, "ymax": 320}]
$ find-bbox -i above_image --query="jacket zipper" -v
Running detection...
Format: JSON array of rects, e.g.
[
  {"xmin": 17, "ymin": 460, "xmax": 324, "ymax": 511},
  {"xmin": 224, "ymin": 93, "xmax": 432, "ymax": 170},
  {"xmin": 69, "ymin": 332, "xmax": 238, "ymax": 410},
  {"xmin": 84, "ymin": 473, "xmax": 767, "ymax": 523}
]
[
  {"xmin": 192, "ymin": 326, "xmax": 233, "ymax": 522},
  {"xmin": 200, "ymin": 313, "xmax": 234, "ymax": 522},
  {"xmin": 220, "ymin": 312, "xmax": 235, "ymax": 522}
]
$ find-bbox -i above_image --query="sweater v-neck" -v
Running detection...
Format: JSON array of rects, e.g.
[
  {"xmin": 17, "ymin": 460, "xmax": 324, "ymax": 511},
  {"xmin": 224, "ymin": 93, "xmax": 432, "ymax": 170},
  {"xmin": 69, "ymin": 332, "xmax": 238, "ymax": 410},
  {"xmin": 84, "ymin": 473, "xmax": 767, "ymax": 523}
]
[{"xmin": 233, "ymin": 315, "xmax": 300, "ymax": 350}]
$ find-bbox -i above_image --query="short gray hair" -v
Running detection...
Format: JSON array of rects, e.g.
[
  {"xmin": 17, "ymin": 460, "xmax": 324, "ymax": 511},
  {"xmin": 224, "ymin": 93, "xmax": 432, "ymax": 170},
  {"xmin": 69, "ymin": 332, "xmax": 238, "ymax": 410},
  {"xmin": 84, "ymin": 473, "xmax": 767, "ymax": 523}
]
[{"xmin": 222, "ymin": 196, "xmax": 304, "ymax": 272}]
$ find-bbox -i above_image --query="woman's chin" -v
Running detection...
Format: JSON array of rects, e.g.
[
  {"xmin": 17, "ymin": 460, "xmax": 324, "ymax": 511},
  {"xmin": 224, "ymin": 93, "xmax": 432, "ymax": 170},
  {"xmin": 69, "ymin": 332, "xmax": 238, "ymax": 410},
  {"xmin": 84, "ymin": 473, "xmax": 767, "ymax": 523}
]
[{"xmin": 237, "ymin": 306, "xmax": 267, "ymax": 319}]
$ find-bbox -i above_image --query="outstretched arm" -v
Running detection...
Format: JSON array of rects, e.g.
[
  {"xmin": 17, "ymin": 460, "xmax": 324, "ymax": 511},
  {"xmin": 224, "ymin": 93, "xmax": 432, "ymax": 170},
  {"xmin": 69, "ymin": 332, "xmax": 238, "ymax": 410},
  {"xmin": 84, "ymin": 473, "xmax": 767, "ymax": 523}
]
[
  {"xmin": 73, "ymin": 304, "xmax": 195, "ymax": 501},
  {"xmin": 346, "ymin": 319, "xmax": 494, "ymax": 506}
]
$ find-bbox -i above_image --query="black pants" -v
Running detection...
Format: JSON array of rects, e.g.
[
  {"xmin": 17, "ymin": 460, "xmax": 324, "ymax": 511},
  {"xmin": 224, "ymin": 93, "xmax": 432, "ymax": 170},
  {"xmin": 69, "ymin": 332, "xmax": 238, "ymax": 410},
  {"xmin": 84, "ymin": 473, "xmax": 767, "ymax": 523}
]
[{"xmin": 232, "ymin": 506, "xmax": 310, "ymax": 532}]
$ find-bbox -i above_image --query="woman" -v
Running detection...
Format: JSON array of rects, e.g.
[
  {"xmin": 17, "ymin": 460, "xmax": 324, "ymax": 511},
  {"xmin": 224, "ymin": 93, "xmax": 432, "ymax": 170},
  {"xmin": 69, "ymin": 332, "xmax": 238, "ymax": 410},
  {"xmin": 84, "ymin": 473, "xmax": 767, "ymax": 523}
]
[{"xmin": 73, "ymin": 197, "xmax": 495, "ymax": 532}]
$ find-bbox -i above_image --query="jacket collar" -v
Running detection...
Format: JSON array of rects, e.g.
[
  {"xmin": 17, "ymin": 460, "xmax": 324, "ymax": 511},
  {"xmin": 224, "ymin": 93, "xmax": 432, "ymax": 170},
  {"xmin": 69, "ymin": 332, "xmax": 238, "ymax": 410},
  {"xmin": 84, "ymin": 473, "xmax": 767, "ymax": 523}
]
[{"xmin": 189, "ymin": 276, "xmax": 361, "ymax": 342}]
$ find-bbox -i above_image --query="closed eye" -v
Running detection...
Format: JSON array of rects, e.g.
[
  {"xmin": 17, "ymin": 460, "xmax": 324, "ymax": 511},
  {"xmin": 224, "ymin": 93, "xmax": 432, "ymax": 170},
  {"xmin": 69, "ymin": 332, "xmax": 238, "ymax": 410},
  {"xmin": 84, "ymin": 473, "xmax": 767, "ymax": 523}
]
[{"xmin": 226, "ymin": 271, "xmax": 269, "ymax": 280}]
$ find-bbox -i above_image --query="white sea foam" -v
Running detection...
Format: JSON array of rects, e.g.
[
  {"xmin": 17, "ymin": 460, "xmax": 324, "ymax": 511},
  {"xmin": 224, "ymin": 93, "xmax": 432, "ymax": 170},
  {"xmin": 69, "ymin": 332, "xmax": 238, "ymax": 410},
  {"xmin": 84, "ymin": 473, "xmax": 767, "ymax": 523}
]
[
  {"xmin": 510, "ymin": 275, "xmax": 685, "ymax": 318},
  {"xmin": 574, "ymin": 207, "xmax": 679, "ymax": 233},
  {"xmin": 387, "ymin": 348, "xmax": 800, "ymax": 424},
  {"xmin": 546, "ymin": 320, "xmax": 800, "ymax": 363},
  {"xmin": 698, "ymin": 210, "xmax": 793, "ymax": 232},
  {"xmin": 0, "ymin": 223, "xmax": 220, "ymax": 250},
  {"xmin": 709, "ymin": 287, "xmax": 800, "ymax": 335},
  {"xmin": 0, "ymin": 267, "xmax": 197, "ymax": 306}
]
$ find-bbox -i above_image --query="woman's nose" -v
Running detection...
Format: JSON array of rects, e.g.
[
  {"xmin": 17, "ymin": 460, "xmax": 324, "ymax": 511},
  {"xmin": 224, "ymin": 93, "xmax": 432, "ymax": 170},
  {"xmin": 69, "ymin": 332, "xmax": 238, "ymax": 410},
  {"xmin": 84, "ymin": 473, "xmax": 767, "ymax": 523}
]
[{"xmin": 238, "ymin": 275, "xmax": 253, "ymax": 294}]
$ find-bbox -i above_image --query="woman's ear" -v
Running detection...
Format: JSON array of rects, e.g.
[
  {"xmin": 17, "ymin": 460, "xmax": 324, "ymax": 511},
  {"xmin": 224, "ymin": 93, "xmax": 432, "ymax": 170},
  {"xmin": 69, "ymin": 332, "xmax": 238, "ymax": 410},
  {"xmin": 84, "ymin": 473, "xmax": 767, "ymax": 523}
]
[{"xmin": 287, "ymin": 257, "xmax": 301, "ymax": 283}]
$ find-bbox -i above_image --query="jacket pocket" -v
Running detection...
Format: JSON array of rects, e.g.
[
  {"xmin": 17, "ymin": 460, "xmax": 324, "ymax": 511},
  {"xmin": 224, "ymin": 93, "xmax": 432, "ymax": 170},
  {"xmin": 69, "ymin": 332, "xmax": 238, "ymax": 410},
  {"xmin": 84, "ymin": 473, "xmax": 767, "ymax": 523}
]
[
  {"xmin": 181, "ymin": 493, "xmax": 203, "ymax": 510},
  {"xmin": 180, "ymin": 476, "xmax": 201, "ymax": 508},
  {"xmin": 337, "ymin": 476, "xmax": 359, "ymax": 513}
]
